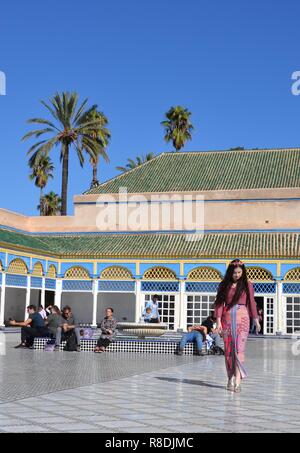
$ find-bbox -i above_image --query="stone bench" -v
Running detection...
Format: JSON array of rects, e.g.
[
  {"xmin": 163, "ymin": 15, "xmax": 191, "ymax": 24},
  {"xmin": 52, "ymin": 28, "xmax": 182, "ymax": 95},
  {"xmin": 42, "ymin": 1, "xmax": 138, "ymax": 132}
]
[{"xmin": 33, "ymin": 337, "xmax": 218, "ymax": 355}]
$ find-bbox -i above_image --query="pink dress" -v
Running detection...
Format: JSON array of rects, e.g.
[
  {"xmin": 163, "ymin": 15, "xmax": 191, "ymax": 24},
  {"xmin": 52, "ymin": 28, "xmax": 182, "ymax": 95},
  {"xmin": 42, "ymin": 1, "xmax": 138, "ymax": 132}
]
[{"xmin": 215, "ymin": 281, "xmax": 258, "ymax": 380}]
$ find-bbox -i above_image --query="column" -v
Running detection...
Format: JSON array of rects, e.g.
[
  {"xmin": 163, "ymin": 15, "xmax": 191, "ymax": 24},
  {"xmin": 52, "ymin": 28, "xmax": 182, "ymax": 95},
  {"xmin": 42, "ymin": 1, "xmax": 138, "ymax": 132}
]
[
  {"xmin": 276, "ymin": 280, "xmax": 284, "ymax": 335},
  {"xmin": 41, "ymin": 277, "xmax": 46, "ymax": 309},
  {"xmin": 178, "ymin": 280, "xmax": 186, "ymax": 330},
  {"xmin": 0, "ymin": 273, "xmax": 6, "ymax": 327},
  {"xmin": 135, "ymin": 280, "xmax": 141, "ymax": 323},
  {"xmin": 55, "ymin": 279, "xmax": 63, "ymax": 309},
  {"xmin": 25, "ymin": 275, "xmax": 31, "ymax": 319},
  {"xmin": 92, "ymin": 280, "xmax": 98, "ymax": 328}
]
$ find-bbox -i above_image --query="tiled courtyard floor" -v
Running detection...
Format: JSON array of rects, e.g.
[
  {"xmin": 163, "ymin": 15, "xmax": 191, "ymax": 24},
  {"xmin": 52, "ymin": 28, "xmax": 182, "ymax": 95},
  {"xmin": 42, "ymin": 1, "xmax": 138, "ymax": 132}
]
[{"xmin": 0, "ymin": 333, "xmax": 299, "ymax": 433}]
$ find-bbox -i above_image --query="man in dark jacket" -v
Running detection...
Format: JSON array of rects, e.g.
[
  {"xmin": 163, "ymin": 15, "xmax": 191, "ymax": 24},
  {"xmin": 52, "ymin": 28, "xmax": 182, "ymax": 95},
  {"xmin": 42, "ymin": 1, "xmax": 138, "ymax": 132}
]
[{"xmin": 10, "ymin": 305, "xmax": 50, "ymax": 348}]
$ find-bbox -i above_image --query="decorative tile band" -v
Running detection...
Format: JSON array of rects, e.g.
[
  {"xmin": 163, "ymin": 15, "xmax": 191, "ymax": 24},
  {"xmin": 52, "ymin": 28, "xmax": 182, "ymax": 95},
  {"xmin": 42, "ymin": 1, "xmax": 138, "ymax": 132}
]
[
  {"xmin": 45, "ymin": 278, "xmax": 56, "ymax": 290},
  {"xmin": 31, "ymin": 277, "xmax": 43, "ymax": 289},
  {"xmin": 6, "ymin": 274, "xmax": 27, "ymax": 288},
  {"xmin": 98, "ymin": 281, "xmax": 136, "ymax": 292},
  {"xmin": 141, "ymin": 281, "xmax": 180, "ymax": 293},
  {"xmin": 62, "ymin": 280, "xmax": 93, "ymax": 292},
  {"xmin": 253, "ymin": 283, "xmax": 276, "ymax": 294},
  {"xmin": 283, "ymin": 283, "xmax": 300, "ymax": 294},
  {"xmin": 185, "ymin": 282, "xmax": 220, "ymax": 293}
]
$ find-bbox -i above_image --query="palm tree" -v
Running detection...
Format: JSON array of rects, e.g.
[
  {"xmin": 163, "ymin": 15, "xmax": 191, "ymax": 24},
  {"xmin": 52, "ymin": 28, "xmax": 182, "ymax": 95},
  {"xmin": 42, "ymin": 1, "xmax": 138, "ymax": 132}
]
[
  {"xmin": 29, "ymin": 154, "xmax": 54, "ymax": 215},
  {"xmin": 23, "ymin": 92, "xmax": 106, "ymax": 215},
  {"xmin": 161, "ymin": 106, "xmax": 194, "ymax": 151},
  {"xmin": 116, "ymin": 153, "xmax": 156, "ymax": 173},
  {"xmin": 79, "ymin": 105, "xmax": 111, "ymax": 188},
  {"xmin": 38, "ymin": 191, "xmax": 62, "ymax": 216}
]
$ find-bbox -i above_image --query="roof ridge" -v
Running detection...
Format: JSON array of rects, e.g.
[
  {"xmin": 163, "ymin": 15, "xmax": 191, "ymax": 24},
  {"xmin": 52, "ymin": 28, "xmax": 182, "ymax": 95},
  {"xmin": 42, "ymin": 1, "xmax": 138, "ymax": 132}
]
[
  {"xmin": 162, "ymin": 147, "xmax": 300, "ymax": 156},
  {"xmin": 84, "ymin": 153, "xmax": 166, "ymax": 194}
]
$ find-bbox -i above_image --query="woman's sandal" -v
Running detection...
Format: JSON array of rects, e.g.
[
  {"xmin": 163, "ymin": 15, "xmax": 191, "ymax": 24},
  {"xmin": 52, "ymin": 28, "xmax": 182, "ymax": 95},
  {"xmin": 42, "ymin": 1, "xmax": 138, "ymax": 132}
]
[
  {"xmin": 234, "ymin": 385, "xmax": 242, "ymax": 394},
  {"xmin": 94, "ymin": 347, "xmax": 103, "ymax": 353},
  {"xmin": 227, "ymin": 379, "xmax": 235, "ymax": 392}
]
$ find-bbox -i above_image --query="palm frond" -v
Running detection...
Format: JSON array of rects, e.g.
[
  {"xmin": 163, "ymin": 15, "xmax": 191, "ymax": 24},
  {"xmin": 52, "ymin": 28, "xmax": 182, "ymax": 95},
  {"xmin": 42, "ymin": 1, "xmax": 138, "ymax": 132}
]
[{"xmin": 22, "ymin": 128, "xmax": 55, "ymax": 141}]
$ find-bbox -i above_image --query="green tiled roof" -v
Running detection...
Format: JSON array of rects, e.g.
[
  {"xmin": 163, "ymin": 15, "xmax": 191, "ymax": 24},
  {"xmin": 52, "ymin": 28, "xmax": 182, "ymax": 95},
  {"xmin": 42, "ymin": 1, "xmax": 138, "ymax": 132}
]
[
  {"xmin": 85, "ymin": 148, "xmax": 300, "ymax": 194},
  {"xmin": 1, "ymin": 228, "xmax": 299, "ymax": 259},
  {"xmin": 0, "ymin": 228, "xmax": 53, "ymax": 254}
]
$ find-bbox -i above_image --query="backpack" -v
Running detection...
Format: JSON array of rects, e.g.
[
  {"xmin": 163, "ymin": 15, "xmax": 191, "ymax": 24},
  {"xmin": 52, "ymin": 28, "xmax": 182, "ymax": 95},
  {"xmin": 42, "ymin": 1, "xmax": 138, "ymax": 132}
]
[
  {"xmin": 64, "ymin": 331, "xmax": 78, "ymax": 352},
  {"xmin": 44, "ymin": 339, "xmax": 56, "ymax": 352}
]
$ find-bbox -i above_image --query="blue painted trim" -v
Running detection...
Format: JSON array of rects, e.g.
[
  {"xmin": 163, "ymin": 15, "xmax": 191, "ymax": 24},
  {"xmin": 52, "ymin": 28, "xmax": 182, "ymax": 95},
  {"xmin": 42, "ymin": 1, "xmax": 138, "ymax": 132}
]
[
  {"xmin": 6, "ymin": 274, "xmax": 27, "ymax": 288},
  {"xmin": 74, "ymin": 197, "xmax": 300, "ymax": 206},
  {"xmin": 141, "ymin": 281, "xmax": 180, "ymax": 293},
  {"xmin": 45, "ymin": 278, "xmax": 56, "ymax": 290},
  {"xmin": 0, "ymin": 252, "xmax": 6, "ymax": 268},
  {"xmin": 1, "ymin": 224, "xmax": 300, "ymax": 236},
  {"xmin": 283, "ymin": 283, "xmax": 300, "ymax": 294},
  {"xmin": 98, "ymin": 280, "xmax": 136, "ymax": 292},
  {"xmin": 31, "ymin": 276, "xmax": 43, "ymax": 289}
]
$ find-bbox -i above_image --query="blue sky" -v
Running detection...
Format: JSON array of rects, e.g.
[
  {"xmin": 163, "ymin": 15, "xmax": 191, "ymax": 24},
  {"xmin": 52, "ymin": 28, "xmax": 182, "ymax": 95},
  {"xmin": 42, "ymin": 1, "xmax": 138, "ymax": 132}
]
[{"xmin": 0, "ymin": 0, "xmax": 300, "ymax": 215}]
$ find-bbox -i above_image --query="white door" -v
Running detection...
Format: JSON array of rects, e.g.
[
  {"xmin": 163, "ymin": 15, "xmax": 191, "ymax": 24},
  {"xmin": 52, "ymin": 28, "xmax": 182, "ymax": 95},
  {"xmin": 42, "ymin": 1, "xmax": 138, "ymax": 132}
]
[
  {"xmin": 185, "ymin": 294, "xmax": 216, "ymax": 330},
  {"xmin": 264, "ymin": 297, "xmax": 275, "ymax": 335}
]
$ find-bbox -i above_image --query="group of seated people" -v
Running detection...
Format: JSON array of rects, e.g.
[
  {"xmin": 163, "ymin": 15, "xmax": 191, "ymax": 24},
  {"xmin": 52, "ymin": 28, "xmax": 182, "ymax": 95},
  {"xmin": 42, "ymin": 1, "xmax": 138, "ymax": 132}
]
[
  {"xmin": 9, "ymin": 305, "xmax": 118, "ymax": 353},
  {"xmin": 9, "ymin": 297, "xmax": 223, "ymax": 356}
]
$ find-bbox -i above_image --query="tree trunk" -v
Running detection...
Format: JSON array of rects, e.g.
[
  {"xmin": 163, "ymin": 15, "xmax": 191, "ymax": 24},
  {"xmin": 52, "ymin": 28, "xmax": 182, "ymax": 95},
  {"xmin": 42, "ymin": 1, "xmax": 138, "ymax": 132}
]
[
  {"xmin": 61, "ymin": 143, "xmax": 69, "ymax": 216},
  {"xmin": 91, "ymin": 161, "xmax": 99, "ymax": 188},
  {"xmin": 93, "ymin": 162, "xmax": 98, "ymax": 182},
  {"xmin": 40, "ymin": 188, "xmax": 43, "ymax": 216}
]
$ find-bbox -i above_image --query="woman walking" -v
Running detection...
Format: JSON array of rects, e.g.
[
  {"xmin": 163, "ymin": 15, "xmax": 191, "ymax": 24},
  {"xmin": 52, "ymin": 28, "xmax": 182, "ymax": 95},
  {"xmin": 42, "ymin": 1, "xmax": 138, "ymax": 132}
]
[{"xmin": 214, "ymin": 259, "xmax": 261, "ymax": 393}]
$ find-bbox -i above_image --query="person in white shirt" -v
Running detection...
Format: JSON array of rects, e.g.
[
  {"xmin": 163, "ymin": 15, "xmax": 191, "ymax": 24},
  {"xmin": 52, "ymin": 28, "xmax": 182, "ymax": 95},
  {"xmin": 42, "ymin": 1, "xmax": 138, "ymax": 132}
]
[{"xmin": 38, "ymin": 305, "xmax": 47, "ymax": 319}]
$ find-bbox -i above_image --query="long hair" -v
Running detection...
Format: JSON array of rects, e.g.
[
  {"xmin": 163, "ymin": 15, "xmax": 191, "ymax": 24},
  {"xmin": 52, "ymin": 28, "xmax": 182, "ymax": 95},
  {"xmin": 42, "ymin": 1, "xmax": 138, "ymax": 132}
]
[
  {"xmin": 214, "ymin": 259, "xmax": 251, "ymax": 309},
  {"xmin": 52, "ymin": 306, "xmax": 61, "ymax": 316}
]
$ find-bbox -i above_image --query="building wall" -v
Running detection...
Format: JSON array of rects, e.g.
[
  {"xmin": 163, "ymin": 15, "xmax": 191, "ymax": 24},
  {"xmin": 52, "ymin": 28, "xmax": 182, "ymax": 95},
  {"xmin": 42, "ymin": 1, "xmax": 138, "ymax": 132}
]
[
  {"xmin": 97, "ymin": 293, "xmax": 136, "ymax": 324},
  {"xmin": 1, "ymin": 187, "xmax": 300, "ymax": 233},
  {"xmin": 4, "ymin": 288, "xmax": 26, "ymax": 321},
  {"xmin": 61, "ymin": 292, "xmax": 93, "ymax": 324}
]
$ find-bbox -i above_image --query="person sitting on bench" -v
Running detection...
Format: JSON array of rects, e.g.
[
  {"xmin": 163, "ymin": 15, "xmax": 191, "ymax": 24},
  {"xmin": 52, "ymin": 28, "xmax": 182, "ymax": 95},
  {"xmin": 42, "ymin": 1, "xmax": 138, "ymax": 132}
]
[
  {"xmin": 201, "ymin": 313, "xmax": 224, "ymax": 355},
  {"xmin": 177, "ymin": 325, "xmax": 208, "ymax": 356},
  {"xmin": 54, "ymin": 306, "xmax": 81, "ymax": 352},
  {"xmin": 94, "ymin": 308, "xmax": 118, "ymax": 353},
  {"xmin": 10, "ymin": 305, "xmax": 50, "ymax": 349},
  {"xmin": 44, "ymin": 306, "xmax": 64, "ymax": 339}
]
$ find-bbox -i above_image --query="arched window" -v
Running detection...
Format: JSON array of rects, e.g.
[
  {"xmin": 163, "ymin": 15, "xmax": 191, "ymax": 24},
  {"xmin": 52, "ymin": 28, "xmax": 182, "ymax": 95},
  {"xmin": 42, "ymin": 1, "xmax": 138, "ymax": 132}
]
[
  {"xmin": 32, "ymin": 262, "xmax": 44, "ymax": 277},
  {"xmin": 47, "ymin": 265, "xmax": 57, "ymax": 279},
  {"xmin": 246, "ymin": 267, "xmax": 274, "ymax": 282},
  {"xmin": 284, "ymin": 268, "xmax": 300, "ymax": 282},
  {"xmin": 64, "ymin": 266, "xmax": 90, "ymax": 280},
  {"xmin": 143, "ymin": 267, "xmax": 177, "ymax": 280},
  {"xmin": 7, "ymin": 258, "xmax": 28, "ymax": 275},
  {"xmin": 187, "ymin": 267, "xmax": 222, "ymax": 281},
  {"xmin": 100, "ymin": 267, "xmax": 134, "ymax": 280}
]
